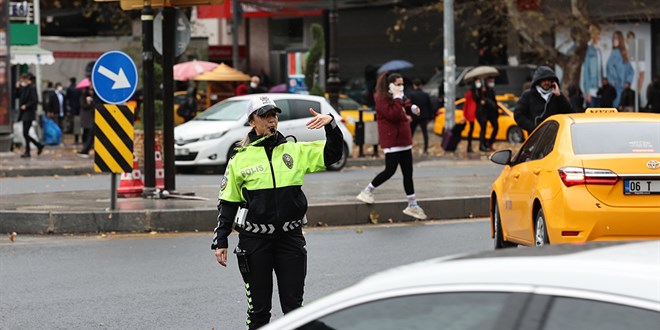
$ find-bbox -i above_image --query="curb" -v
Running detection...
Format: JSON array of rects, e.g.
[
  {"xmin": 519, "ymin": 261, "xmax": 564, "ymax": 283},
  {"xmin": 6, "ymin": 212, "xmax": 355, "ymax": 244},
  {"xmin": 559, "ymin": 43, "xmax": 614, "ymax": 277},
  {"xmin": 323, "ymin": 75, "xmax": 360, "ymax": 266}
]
[{"xmin": 0, "ymin": 196, "xmax": 490, "ymax": 234}]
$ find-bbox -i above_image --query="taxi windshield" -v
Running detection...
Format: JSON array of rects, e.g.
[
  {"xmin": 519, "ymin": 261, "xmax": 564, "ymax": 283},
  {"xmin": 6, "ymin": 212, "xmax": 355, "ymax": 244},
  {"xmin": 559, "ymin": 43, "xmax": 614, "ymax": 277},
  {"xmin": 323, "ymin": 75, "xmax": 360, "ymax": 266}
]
[
  {"xmin": 572, "ymin": 122, "xmax": 660, "ymax": 154},
  {"xmin": 194, "ymin": 100, "xmax": 248, "ymax": 121}
]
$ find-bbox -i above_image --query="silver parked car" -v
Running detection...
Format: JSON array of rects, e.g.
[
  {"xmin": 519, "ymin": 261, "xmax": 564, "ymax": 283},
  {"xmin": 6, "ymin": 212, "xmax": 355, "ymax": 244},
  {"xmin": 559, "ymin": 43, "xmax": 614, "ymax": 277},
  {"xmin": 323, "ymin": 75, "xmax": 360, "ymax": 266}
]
[
  {"xmin": 261, "ymin": 240, "xmax": 660, "ymax": 330},
  {"xmin": 174, "ymin": 94, "xmax": 354, "ymax": 172}
]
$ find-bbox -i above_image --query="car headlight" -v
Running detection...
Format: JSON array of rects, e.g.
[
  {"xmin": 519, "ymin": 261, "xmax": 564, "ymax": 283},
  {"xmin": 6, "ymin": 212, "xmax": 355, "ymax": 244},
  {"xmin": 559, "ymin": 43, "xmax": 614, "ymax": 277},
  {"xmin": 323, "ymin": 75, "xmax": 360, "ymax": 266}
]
[{"xmin": 199, "ymin": 131, "xmax": 228, "ymax": 141}]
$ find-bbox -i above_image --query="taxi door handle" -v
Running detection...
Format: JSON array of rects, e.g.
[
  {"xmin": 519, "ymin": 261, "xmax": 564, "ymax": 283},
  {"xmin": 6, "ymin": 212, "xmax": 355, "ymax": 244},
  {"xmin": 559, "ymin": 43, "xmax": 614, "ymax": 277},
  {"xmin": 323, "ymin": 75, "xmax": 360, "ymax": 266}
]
[
  {"xmin": 514, "ymin": 172, "xmax": 520, "ymax": 179},
  {"xmin": 533, "ymin": 168, "xmax": 541, "ymax": 175}
]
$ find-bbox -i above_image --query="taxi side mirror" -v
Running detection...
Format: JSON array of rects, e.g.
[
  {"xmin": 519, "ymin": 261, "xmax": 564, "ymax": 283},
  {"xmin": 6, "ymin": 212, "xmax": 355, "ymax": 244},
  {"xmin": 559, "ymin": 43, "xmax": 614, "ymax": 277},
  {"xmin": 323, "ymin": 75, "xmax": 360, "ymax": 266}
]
[{"xmin": 489, "ymin": 149, "xmax": 512, "ymax": 165}]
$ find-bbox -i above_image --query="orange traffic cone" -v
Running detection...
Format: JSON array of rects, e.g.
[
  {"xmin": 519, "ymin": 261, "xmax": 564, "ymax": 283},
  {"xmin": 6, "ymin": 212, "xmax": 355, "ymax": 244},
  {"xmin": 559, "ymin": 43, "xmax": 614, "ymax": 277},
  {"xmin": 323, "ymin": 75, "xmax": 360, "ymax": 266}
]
[
  {"xmin": 155, "ymin": 140, "xmax": 165, "ymax": 190},
  {"xmin": 118, "ymin": 153, "xmax": 144, "ymax": 198}
]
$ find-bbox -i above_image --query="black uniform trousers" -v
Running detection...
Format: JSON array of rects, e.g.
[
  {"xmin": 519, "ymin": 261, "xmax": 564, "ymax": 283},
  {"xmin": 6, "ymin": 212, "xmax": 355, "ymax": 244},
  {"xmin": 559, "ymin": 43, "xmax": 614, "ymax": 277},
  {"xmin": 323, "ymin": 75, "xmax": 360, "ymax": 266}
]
[
  {"xmin": 237, "ymin": 228, "xmax": 307, "ymax": 329},
  {"xmin": 22, "ymin": 120, "xmax": 42, "ymax": 154}
]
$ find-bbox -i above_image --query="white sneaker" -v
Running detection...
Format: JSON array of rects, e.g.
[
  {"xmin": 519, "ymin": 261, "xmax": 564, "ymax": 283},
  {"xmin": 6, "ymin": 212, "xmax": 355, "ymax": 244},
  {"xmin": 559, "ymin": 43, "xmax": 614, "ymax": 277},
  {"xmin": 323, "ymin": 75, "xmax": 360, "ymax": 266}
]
[
  {"xmin": 356, "ymin": 190, "xmax": 375, "ymax": 204},
  {"xmin": 403, "ymin": 205, "xmax": 427, "ymax": 220}
]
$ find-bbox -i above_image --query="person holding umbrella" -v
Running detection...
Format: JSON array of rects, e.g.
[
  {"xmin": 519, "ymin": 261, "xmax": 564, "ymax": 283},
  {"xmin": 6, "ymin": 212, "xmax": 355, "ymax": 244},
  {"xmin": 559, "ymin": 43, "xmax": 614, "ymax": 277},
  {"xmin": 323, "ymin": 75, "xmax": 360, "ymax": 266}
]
[
  {"xmin": 464, "ymin": 66, "xmax": 500, "ymax": 152},
  {"xmin": 474, "ymin": 77, "xmax": 498, "ymax": 152}
]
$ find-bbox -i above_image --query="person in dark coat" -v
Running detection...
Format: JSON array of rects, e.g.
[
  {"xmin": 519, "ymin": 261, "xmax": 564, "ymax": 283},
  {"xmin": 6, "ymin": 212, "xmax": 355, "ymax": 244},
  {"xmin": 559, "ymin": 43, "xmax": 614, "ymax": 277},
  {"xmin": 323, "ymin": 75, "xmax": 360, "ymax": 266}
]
[
  {"xmin": 514, "ymin": 66, "xmax": 573, "ymax": 134},
  {"xmin": 408, "ymin": 78, "xmax": 433, "ymax": 155},
  {"xmin": 597, "ymin": 77, "xmax": 617, "ymax": 107},
  {"xmin": 474, "ymin": 77, "xmax": 498, "ymax": 151},
  {"xmin": 247, "ymin": 76, "xmax": 267, "ymax": 94},
  {"xmin": 46, "ymin": 82, "xmax": 66, "ymax": 128},
  {"xmin": 649, "ymin": 78, "xmax": 660, "ymax": 114},
  {"xmin": 78, "ymin": 87, "xmax": 97, "ymax": 156},
  {"xmin": 16, "ymin": 74, "xmax": 44, "ymax": 158},
  {"xmin": 568, "ymin": 84, "xmax": 584, "ymax": 113},
  {"xmin": 66, "ymin": 77, "xmax": 82, "ymax": 142},
  {"xmin": 618, "ymin": 81, "xmax": 636, "ymax": 112}
]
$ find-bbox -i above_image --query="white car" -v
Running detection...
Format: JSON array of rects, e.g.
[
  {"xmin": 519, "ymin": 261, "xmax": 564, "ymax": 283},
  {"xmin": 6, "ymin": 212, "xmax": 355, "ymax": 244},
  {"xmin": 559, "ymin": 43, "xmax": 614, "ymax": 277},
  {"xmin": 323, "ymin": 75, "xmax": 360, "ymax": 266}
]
[
  {"xmin": 174, "ymin": 94, "xmax": 354, "ymax": 171},
  {"xmin": 261, "ymin": 240, "xmax": 660, "ymax": 330}
]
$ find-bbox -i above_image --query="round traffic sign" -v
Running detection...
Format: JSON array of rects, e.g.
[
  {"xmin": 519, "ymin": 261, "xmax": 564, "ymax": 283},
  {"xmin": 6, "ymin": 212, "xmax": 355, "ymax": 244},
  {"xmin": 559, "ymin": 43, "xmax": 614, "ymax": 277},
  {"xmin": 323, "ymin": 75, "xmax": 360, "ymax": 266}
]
[{"xmin": 91, "ymin": 51, "xmax": 138, "ymax": 104}]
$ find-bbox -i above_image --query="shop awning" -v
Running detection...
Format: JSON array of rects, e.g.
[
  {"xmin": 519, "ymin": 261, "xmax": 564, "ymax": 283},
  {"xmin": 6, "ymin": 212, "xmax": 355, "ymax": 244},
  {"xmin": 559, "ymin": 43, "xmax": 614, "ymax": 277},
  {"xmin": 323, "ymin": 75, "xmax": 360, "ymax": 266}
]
[{"xmin": 10, "ymin": 45, "xmax": 55, "ymax": 65}]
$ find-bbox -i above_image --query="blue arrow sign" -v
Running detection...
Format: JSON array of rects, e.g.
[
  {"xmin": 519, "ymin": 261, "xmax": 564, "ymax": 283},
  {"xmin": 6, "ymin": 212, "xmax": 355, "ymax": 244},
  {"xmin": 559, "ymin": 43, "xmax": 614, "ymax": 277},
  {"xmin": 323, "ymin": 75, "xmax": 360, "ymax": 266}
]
[{"xmin": 92, "ymin": 51, "xmax": 138, "ymax": 104}]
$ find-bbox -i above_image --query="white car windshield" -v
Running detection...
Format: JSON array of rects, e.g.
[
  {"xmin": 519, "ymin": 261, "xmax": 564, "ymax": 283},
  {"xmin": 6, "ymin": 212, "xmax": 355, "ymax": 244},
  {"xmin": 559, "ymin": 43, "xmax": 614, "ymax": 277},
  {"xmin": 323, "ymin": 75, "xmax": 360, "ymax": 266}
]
[{"xmin": 194, "ymin": 100, "xmax": 248, "ymax": 121}]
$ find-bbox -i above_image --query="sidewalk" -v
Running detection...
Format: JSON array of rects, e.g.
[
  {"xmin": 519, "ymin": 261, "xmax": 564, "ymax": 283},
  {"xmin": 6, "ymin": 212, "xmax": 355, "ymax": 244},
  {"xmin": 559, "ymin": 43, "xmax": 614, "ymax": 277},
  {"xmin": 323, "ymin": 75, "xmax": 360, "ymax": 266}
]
[{"xmin": 0, "ymin": 133, "xmax": 498, "ymax": 234}]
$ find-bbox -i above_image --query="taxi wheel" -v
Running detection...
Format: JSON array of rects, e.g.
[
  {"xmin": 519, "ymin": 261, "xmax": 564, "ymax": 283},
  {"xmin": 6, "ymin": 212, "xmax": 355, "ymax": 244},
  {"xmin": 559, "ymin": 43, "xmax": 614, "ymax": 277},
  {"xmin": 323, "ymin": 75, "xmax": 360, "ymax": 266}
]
[
  {"xmin": 535, "ymin": 208, "xmax": 550, "ymax": 246},
  {"xmin": 507, "ymin": 127, "xmax": 524, "ymax": 143},
  {"xmin": 493, "ymin": 199, "xmax": 517, "ymax": 249}
]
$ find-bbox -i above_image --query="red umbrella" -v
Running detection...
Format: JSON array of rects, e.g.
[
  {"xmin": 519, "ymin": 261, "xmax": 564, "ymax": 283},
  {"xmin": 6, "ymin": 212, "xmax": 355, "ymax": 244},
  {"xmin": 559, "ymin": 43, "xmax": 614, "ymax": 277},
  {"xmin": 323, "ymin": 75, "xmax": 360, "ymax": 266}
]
[
  {"xmin": 76, "ymin": 77, "xmax": 90, "ymax": 89},
  {"xmin": 173, "ymin": 60, "xmax": 218, "ymax": 81}
]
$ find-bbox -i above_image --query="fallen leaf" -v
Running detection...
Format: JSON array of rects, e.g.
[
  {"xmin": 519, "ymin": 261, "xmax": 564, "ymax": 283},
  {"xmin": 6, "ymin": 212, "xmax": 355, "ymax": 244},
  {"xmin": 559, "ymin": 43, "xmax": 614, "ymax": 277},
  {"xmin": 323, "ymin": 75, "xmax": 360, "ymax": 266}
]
[
  {"xmin": 355, "ymin": 229, "xmax": 363, "ymax": 234},
  {"xmin": 369, "ymin": 211, "xmax": 379, "ymax": 224},
  {"xmin": 9, "ymin": 232, "xmax": 17, "ymax": 242}
]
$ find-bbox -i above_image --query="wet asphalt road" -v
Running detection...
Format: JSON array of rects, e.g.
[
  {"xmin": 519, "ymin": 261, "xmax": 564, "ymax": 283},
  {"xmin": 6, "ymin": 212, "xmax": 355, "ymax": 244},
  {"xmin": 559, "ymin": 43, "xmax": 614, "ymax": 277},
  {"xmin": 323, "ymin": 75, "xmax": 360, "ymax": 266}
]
[{"xmin": 0, "ymin": 219, "xmax": 491, "ymax": 329}]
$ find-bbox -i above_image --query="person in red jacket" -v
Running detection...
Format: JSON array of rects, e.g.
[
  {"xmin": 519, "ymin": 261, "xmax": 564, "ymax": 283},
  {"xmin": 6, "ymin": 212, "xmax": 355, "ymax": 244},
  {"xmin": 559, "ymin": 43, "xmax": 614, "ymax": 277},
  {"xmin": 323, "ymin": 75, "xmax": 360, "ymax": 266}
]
[
  {"xmin": 463, "ymin": 85, "xmax": 477, "ymax": 153},
  {"xmin": 356, "ymin": 73, "xmax": 427, "ymax": 220}
]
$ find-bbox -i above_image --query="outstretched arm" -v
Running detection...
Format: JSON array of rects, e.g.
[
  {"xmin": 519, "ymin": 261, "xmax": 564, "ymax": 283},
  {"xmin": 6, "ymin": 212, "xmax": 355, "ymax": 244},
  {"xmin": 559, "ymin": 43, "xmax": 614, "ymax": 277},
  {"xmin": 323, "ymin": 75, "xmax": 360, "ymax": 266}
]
[{"xmin": 306, "ymin": 108, "xmax": 344, "ymax": 166}]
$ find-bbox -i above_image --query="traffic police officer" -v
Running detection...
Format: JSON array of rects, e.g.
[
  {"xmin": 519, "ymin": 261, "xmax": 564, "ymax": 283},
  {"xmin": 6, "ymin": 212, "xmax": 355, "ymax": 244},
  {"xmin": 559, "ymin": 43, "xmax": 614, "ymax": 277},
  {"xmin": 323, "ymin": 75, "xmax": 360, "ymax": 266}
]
[{"xmin": 212, "ymin": 95, "xmax": 344, "ymax": 329}]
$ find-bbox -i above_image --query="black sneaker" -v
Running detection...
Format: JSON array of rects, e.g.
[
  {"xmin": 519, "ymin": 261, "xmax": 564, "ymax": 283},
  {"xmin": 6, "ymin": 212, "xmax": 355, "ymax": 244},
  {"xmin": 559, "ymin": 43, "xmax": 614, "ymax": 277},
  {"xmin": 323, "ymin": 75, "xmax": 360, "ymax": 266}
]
[
  {"xmin": 20, "ymin": 153, "xmax": 30, "ymax": 158},
  {"xmin": 37, "ymin": 144, "xmax": 44, "ymax": 155}
]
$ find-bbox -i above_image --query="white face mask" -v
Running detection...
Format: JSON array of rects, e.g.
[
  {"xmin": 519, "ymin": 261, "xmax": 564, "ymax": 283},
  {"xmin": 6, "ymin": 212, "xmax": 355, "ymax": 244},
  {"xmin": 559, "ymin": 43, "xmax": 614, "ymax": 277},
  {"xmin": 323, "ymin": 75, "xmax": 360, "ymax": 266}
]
[
  {"xmin": 487, "ymin": 82, "xmax": 495, "ymax": 88},
  {"xmin": 475, "ymin": 81, "xmax": 482, "ymax": 89},
  {"xmin": 389, "ymin": 83, "xmax": 403, "ymax": 94},
  {"xmin": 250, "ymin": 82, "xmax": 258, "ymax": 88}
]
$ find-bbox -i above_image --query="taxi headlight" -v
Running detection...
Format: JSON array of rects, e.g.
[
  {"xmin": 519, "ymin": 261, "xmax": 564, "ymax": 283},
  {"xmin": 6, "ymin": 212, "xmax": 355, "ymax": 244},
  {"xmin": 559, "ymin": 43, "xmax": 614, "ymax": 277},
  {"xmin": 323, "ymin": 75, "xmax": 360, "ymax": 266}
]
[{"xmin": 200, "ymin": 131, "xmax": 228, "ymax": 141}]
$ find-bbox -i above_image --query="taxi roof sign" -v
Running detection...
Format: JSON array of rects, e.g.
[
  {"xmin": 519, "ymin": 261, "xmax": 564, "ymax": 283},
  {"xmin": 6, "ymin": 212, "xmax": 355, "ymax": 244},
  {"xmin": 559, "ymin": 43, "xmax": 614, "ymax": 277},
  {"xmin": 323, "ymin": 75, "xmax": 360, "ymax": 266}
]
[
  {"xmin": 94, "ymin": 1, "xmax": 224, "ymax": 10},
  {"xmin": 118, "ymin": 0, "xmax": 223, "ymax": 10},
  {"xmin": 585, "ymin": 108, "xmax": 618, "ymax": 113}
]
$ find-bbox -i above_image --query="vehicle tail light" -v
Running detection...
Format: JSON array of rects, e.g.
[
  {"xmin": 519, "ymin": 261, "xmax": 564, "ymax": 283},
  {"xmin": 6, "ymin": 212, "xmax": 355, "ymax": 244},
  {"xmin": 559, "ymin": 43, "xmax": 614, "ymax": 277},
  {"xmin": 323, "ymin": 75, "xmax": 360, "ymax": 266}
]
[
  {"xmin": 562, "ymin": 231, "xmax": 580, "ymax": 237},
  {"xmin": 558, "ymin": 167, "xmax": 619, "ymax": 187}
]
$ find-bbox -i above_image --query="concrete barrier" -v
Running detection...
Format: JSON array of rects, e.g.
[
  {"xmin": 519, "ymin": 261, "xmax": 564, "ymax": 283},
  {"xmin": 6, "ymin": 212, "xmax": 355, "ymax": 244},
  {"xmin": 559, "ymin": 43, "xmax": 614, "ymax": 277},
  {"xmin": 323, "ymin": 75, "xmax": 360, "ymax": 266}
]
[{"xmin": 0, "ymin": 196, "xmax": 490, "ymax": 234}]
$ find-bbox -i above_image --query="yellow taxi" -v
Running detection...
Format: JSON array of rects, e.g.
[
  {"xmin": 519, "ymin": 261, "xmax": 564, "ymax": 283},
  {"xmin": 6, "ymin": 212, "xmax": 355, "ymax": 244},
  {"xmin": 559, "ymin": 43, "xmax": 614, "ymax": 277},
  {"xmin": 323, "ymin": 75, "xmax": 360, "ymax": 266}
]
[
  {"xmin": 326, "ymin": 94, "xmax": 374, "ymax": 136},
  {"xmin": 488, "ymin": 108, "xmax": 660, "ymax": 248},
  {"xmin": 433, "ymin": 94, "xmax": 527, "ymax": 143}
]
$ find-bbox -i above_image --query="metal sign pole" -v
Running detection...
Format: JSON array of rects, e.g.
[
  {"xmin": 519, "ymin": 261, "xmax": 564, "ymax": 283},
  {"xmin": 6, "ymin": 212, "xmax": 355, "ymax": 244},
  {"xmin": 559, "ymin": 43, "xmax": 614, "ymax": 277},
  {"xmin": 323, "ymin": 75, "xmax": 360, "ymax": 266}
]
[
  {"xmin": 111, "ymin": 173, "xmax": 117, "ymax": 210},
  {"xmin": 443, "ymin": 0, "xmax": 455, "ymax": 130},
  {"xmin": 142, "ymin": 3, "xmax": 156, "ymax": 195},
  {"xmin": 162, "ymin": 4, "xmax": 176, "ymax": 192}
]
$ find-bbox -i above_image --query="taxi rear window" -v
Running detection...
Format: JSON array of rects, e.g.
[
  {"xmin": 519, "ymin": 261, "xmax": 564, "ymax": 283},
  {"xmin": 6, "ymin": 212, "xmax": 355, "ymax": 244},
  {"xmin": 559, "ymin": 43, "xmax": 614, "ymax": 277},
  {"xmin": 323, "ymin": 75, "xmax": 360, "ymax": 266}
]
[{"xmin": 572, "ymin": 122, "xmax": 660, "ymax": 154}]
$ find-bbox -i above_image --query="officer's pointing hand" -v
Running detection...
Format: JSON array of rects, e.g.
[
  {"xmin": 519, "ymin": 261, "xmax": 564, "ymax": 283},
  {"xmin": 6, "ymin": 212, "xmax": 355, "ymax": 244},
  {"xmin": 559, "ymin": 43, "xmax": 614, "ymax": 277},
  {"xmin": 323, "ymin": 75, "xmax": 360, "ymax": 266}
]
[
  {"xmin": 306, "ymin": 108, "xmax": 333, "ymax": 129},
  {"xmin": 215, "ymin": 248, "xmax": 227, "ymax": 267}
]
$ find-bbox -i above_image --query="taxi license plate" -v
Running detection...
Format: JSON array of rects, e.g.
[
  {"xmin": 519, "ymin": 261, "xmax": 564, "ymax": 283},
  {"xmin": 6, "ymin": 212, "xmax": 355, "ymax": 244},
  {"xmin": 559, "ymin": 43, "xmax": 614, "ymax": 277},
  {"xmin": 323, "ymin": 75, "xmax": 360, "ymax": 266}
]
[
  {"xmin": 174, "ymin": 148, "xmax": 190, "ymax": 156},
  {"xmin": 624, "ymin": 179, "xmax": 660, "ymax": 195}
]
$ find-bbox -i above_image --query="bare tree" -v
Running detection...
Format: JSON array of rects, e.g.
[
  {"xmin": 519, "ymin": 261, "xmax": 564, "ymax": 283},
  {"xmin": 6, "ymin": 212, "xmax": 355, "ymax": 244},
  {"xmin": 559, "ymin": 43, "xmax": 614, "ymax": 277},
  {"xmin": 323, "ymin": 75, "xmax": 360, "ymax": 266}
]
[{"xmin": 390, "ymin": 0, "xmax": 654, "ymax": 93}]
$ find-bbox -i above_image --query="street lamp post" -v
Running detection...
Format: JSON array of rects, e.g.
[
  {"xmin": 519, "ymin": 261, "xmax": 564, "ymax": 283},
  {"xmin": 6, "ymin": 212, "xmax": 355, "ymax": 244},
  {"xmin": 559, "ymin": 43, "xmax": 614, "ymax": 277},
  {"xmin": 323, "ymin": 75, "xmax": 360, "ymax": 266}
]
[
  {"xmin": 326, "ymin": 0, "xmax": 340, "ymax": 110},
  {"xmin": 142, "ymin": 2, "xmax": 156, "ymax": 195}
]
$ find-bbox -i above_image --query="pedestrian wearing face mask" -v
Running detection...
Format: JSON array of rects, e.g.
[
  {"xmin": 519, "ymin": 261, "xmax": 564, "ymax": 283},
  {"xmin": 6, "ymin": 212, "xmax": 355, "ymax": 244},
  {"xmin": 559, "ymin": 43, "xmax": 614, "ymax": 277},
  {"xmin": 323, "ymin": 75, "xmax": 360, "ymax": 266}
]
[
  {"xmin": 15, "ymin": 73, "xmax": 44, "ymax": 158},
  {"xmin": 212, "ymin": 95, "xmax": 344, "ymax": 329},
  {"xmin": 356, "ymin": 73, "xmax": 427, "ymax": 220},
  {"xmin": 46, "ymin": 82, "xmax": 66, "ymax": 129},
  {"xmin": 247, "ymin": 75, "xmax": 267, "ymax": 94},
  {"xmin": 515, "ymin": 66, "xmax": 573, "ymax": 134},
  {"xmin": 473, "ymin": 77, "xmax": 499, "ymax": 151}
]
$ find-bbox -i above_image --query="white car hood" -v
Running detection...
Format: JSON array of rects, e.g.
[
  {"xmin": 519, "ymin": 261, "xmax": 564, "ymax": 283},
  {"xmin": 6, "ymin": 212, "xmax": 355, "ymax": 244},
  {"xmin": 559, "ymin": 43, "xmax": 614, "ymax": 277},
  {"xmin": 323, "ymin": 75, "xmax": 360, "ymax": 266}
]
[{"xmin": 174, "ymin": 119, "xmax": 243, "ymax": 141}]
